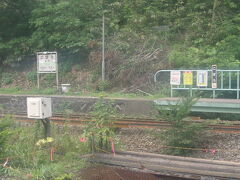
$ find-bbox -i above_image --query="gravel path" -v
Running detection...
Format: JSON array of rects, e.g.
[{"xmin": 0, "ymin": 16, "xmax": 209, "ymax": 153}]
[{"xmin": 117, "ymin": 128, "xmax": 240, "ymax": 162}]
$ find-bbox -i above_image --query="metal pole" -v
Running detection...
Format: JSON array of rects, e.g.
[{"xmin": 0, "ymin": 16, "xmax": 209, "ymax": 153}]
[
  {"xmin": 37, "ymin": 53, "xmax": 40, "ymax": 89},
  {"xmin": 237, "ymin": 71, "xmax": 239, "ymax": 99},
  {"xmin": 102, "ymin": 13, "xmax": 105, "ymax": 81},
  {"xmin": 229, "ymin": 72, "xmax": 231, "ymax": 89},
  {"xmin": 37, "ymin": 73, "xmax": 40, "ymax": 89},
  {"xmin": 221, "ymin": 71, "xmax": 223, "ymax": 89},
  {"xmin": 56, "ymin": 52, "xmax": 59, "ymax": 90}
]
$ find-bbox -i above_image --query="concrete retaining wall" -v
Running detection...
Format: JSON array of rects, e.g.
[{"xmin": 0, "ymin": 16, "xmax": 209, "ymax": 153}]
[{"xmin": 0, "ymin": 94, "xmax": 155, "ymax": 117}]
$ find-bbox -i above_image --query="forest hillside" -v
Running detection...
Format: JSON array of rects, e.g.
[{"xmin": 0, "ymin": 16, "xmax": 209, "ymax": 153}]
[{"xmin": 0, "ymin": 0, "xmax": 239, "ymax": 93}]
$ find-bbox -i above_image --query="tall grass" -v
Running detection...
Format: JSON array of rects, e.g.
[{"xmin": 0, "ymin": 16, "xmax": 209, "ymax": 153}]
[{"xmin": 1, "ymin": 116, "xmax": 88, "ymax": 179}]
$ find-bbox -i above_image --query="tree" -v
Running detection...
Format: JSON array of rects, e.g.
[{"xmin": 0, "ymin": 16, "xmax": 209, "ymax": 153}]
[
  {"xmin": 0, "ymin": 0, "xmax": 37, "ymax": 65},
  {"xmin": 156, "ymin": 97, "xmax": 205, "ymax": 155},
  {"xmin": 168, "ymin": 0, "xmax": 240, "ymax": 68},
  {"xmin": 0, "ymin": 0, "xmax": 239, "ymax": 70},
  {"xmin": 30, "ymin": 0, "xmax": 102, "ymax": 54}
]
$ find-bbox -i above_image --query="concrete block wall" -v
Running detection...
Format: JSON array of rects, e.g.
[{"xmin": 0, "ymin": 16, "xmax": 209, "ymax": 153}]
[{"xmin": 0, "ymin": 94, "xmax": 155, "ymax": 117}]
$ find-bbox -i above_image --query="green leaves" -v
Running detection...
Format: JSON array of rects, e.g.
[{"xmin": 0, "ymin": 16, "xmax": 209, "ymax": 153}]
[
  {"xmin": 156, "ymin": 97, "xmax": 204, "ymax": 155},
  {"xmin": 83, "ymin": 97, "xmax": 118, "ymax": 152},
  {"xmin": 0, "ymin": 0, "xmax": 239, "ymax": 69},
  {"xmin": 0, "ymin": 115, "xmax": 13, "ymax": 155},
  {"xmin": 30, "ymin": 0, "xmax": 102, "ymax": 53},
  {"xmin": 0, "ymin": 0, "xmax": 37, "ymax": 64}
]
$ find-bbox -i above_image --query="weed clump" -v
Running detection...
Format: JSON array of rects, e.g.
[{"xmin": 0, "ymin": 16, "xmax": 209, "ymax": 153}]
[{"xmin": 83, "ymin": 97, "xmax": 118, "ymax": 152}]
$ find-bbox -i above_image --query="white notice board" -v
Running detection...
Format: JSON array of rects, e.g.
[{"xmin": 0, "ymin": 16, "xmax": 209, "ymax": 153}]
[
  {"xmin": 170, "ymin": 71, "xmax": 181, "ymax": 85},
  {"xmin": 37, "ymin": 52, "xmax": 58, "ymax": 89},
  {"xmin": 197, "ymin": 71, "xmax": 208, "ymax": 87},
  {"xmin": 37, "ymin": 52, "xmax": 57, "ymax": 73}
]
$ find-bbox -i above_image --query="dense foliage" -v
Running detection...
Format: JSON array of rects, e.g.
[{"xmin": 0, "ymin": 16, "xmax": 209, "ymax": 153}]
[{"xmin": 0, "ymin": 0, "xmax": 239, "ymax": 69}]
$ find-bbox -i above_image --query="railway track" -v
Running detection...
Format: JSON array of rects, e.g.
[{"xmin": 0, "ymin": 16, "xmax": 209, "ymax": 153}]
[{"xmin": 1, "ymin": 112, "xmax": 240, "ymax": 133}]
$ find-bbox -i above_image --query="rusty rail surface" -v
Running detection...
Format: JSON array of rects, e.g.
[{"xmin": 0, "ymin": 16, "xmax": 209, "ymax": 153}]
[{"xmin": 1, "ymin": 113, "xmax": 240, "ymax": 133}]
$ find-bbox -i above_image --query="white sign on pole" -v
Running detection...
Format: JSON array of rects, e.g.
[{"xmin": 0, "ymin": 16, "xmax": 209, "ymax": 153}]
[
  {"xmin": 37, "ymin": 52, "xmax": 58, "ymax": 89},
  {"xmin": 197, "ymin": 71, "xmax": 208, "ymax": 87},
  {"xmin": 170, "ymin": 71, "xmax": 181, "ymax": 85},
  {"xmin": 37, "ymin": 52, "xmax": 57, "ymax": 73}
]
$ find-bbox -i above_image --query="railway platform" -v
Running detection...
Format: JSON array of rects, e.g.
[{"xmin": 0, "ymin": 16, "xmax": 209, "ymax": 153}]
[{"xmin": 154, "ymin": 98, "xmax": 240, "ymax": 114}]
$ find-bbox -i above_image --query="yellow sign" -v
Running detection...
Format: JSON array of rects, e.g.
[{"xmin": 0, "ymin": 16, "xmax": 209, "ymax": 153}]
[{"xmin": 183, "ymin": 71, "xmax": 193, "ymax": 85}]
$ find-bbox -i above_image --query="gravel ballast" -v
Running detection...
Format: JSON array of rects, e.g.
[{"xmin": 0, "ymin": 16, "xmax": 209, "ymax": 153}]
[{"xmin": 117, "ymin": 128, "xmax": 240, "ymax": 162}]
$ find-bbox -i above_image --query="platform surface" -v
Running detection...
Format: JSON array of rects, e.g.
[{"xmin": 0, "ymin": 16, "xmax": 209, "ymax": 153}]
[{"xmin": 154, "ymin": 98, "xmax": 240, "ymax": 113}]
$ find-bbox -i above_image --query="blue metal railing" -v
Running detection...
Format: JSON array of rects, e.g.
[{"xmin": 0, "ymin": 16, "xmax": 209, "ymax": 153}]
[{"xmin": 154, "ymin": 70, "xmax": 240, "ymax": 99}]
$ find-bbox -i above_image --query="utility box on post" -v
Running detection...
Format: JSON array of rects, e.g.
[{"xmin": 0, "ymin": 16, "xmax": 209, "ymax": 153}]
[{"xmin": 27, "ymin": 97, "xmax": 52, "ymax": 119}]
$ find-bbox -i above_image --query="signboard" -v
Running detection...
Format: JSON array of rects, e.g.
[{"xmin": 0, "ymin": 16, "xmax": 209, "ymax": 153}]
[
  {"xmin": 36, "ymin": 52, "xmax": 58, "ymax": 89},
  {"xmin": 197, "ymin": 71, "xmax": 208, "ymax": 87},
  {"xmin": 37, "ymin": 52, "xmax": 57, "ymax": 73},
  {"xmin": 183, "ymin": 71, "xmax": 193, "ymax": 85},
  {"xmin": 212, "ymin": 65, "xmax": 217, "ymax": 88},
  {"xmin": 170, "ymin": 71, "xmax": 181, "ymax": 85}
]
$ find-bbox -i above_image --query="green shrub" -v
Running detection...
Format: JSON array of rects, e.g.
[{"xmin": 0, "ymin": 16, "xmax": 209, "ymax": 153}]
[
  {"xmin": 97, "ymin": 80, "xmax": 110, "ymax": 91},
  {"xmin": 45, "ymin": 74, "xmax": 56, "ymax": 82},
  {"xmin": 83, "ymin": 97, "xmax": 118, "ymax": 152},
  {"xmin": 26, "ymin": 70, "xmax": 37, "ymax": 83},
  {"xmin": 90, "ymin": 68, "xmax": 101, "ymax": 82},
  {"xmin": 59, "ymin": 61, "xmax": 73, "ymax": 74},
  {"xmin": 1, "ymin": 73, "xmax": 13, "ymax": 85},
  {"xmin": 156, "ymin": 97, "xmax": 205, "ymax": 155}
]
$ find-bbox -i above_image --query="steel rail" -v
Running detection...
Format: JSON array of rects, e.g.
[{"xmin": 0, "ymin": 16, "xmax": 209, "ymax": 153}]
[{"xmin": 1, "ymin": 113, "xmax": 240, "ymax": 133}]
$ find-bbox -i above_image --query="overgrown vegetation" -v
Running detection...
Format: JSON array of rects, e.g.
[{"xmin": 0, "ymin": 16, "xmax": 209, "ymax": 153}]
[
  {"xmin": 0, "ymin": 116, "xmax": 89, "ymax": 179},
  {"xmin": 26, "ymin": 70, "xmax": 37, "ymax": 84},
  {"xmin": 0, "ymin": 115, "xmax": 13, "ymax": 156},
  {"xmin": 1, "ymin": 73, "xmax": 14, "ymax": 85},
  {"xmin": 156, "ymin": 97, "xmax": 206, "ymax": 155},
  {"xmin": 0, "ymin": 98, "xmax": 157, "ymax": 179},
  {"xmin": 0, "ymin": 0, "xmax": 239, "ymax": 93},
  {"xmin": 82, "ymin": 97, "xmax": 119, "ymax": 152}
]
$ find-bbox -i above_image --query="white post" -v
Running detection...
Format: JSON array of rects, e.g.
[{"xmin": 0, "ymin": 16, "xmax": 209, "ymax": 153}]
[
  {"xmin": 37, "ymin": 73, "xmax": 40, "ymax": 89},
  {"xmin": 37, "ymin": 53, "xmax": 40, "ymax": 89},
  {"xmin": 102, "ymin": 13, "xmax": 105, "ymax": 81},
  {"xmin": 56, "ymin": 52, "xmax": 59, "ymax": 90}
]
